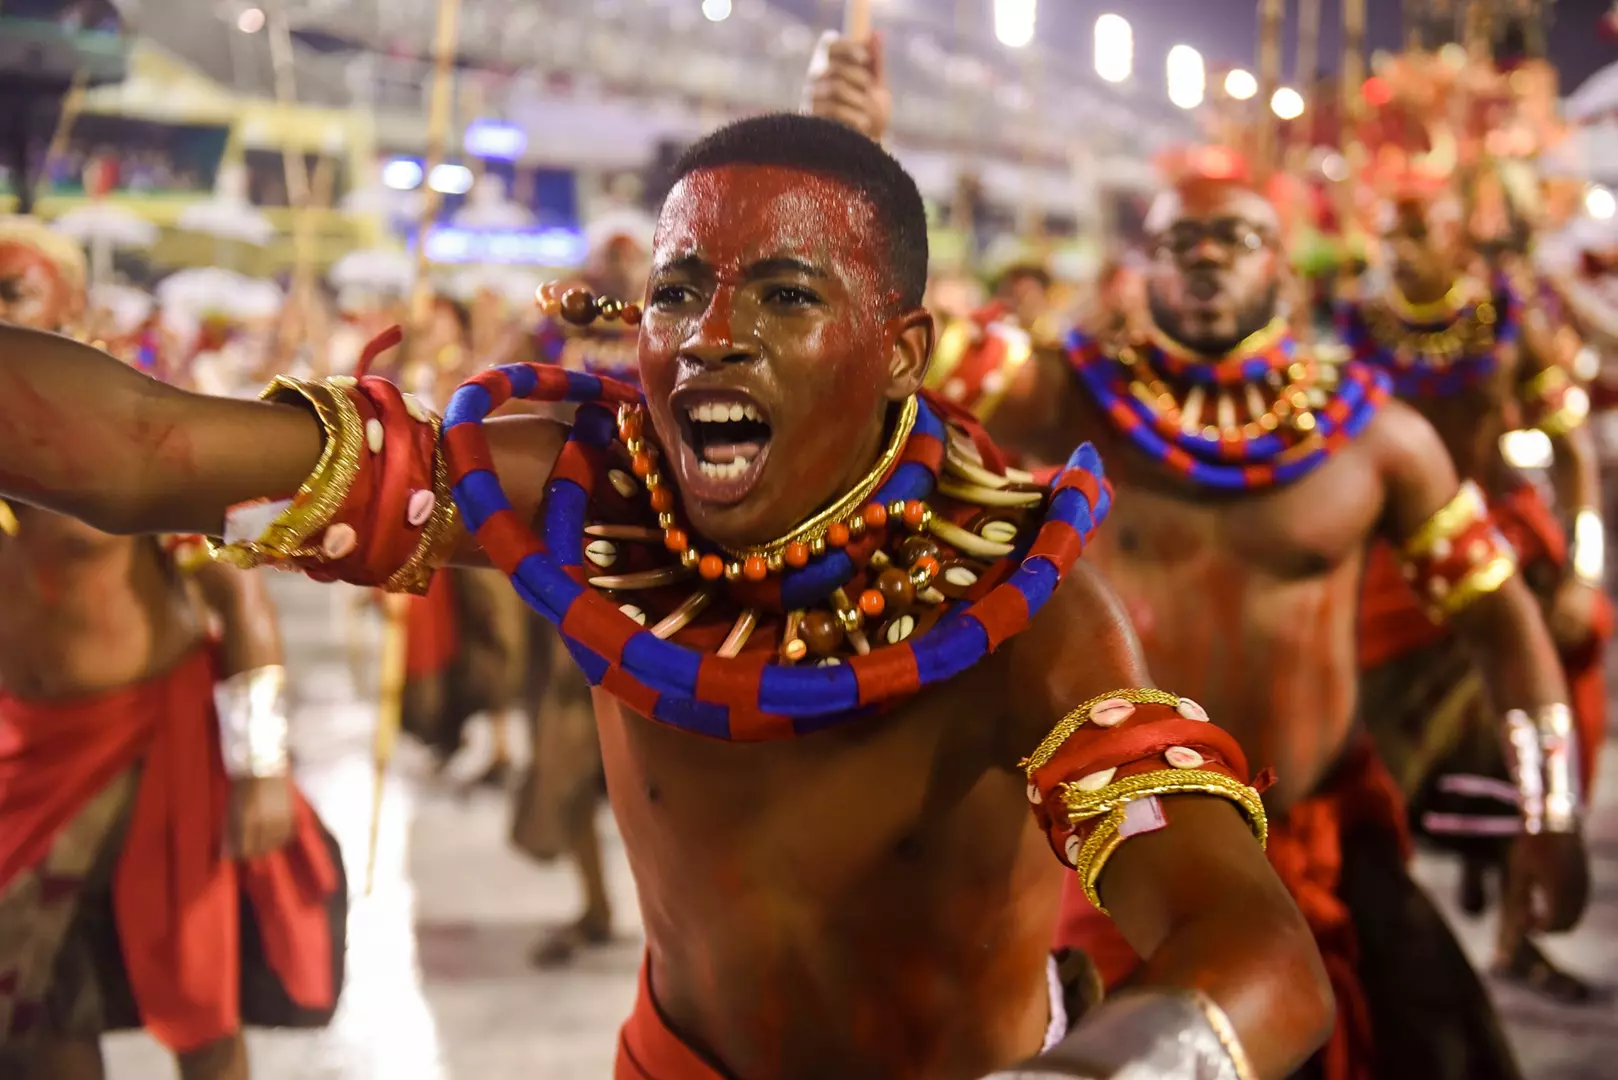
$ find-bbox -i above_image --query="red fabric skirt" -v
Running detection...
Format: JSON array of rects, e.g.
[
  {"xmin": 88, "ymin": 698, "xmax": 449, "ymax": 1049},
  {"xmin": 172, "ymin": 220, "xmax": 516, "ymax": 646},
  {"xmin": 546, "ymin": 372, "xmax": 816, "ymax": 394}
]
[
  {"xmin": 0, "ymin": 647, "xmax": 341, "ymax": 1051},
  {"xmin": 405, "ymin": 571, "xmax": 459, "ymax": 679},
  {"xmin": 615, "ymin": 961, "xmax": 728, "ymax": 1080}
]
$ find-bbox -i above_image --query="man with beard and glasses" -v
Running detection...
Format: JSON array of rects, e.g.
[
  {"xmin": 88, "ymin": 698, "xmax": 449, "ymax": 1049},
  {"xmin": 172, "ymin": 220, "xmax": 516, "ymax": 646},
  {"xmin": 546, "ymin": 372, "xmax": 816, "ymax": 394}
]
[
  {"xmin": 0, "ymin": 116, "xmax": 1331, "ymax": 1079},
  {"xmin": 0, "ymin": 217, "xmax": 346, "ymax": 1080},
  {"xmin": 803, "ymin": 44, "xmax": 1585, "ymax": 1080}
]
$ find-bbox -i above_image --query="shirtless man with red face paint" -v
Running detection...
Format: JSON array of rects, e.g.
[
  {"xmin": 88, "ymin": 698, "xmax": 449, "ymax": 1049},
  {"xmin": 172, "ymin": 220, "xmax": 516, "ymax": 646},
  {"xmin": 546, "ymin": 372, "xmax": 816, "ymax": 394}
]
[
  {"xmin": 806, "ymin": 45, "xmax": 1586, "ymax": 1080},
  {"xmin": 0, "ymin": 119, "xmax": 1329, "ymax": 1079},
  {"xmin": 0, "ymin": 218, "xmax": 346, "ymax": 1080}
]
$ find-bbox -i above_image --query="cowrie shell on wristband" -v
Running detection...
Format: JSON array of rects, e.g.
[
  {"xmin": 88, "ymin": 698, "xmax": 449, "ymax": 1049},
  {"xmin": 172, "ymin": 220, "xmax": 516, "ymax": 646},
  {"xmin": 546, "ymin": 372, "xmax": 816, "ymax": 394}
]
[
  {"xmin": 1027, "ymin": 782, "xmax": 1042, "ymax": 805},
  {"xmin": 619, "ymin": 604, "xmax": 647, "ymax": 625},
  {"xmin": 884, "ymin": 614, "xmax": 916, "ymax": 645},
  {"xmin": 406, "ymin": 489, "xmax": 435, "ymax": 527},
  {"xmin": 402, "ymin": 394, "xmax": 430, "ymax": 422},
  {"xmin": 1073, "ymin": 767, "xmax": 1117, "ymax": 792},
  {"xmin": 1165, "ymin": 746, "xmax": 1204, "ymax": 769},
  {"xmin": 609, "ymin": 469, "xmax": 637, "ymax": 498},
  {"xmin": 321, "ymin": 523, "xmax": 357, "ymax": 559},
  {"xmin": 1175, "ymin": 697, "xmax": 1210, "ymax": 722},
  {"xmin": 1064, "ymin": 834, "xmax": 1081, "ymax": 865},
  {"xmin": 943, "ymin": 565, "xmax": 978, "ymax": 589},
  {"xmin": 980, "ymin": 520, "xmax": 1019, "ymax": 544},
  {"xmin": 329, "ymin": 375, "xmax": 357, "ymax": 387},
  {"xmin": 365, "ymin": 418, "xmax": 385, "ymax": 454},
  {"xmin": 585, "ymin": 540, "xmax": 618, "ymax": 568},
  {"xmin": 1089, "ymin": 698, "xmax": 1135, "ymax": 727}
]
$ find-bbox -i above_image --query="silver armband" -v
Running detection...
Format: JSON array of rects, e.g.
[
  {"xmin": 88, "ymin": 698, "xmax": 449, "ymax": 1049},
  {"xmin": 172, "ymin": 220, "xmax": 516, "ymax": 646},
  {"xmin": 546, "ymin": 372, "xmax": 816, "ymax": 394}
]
[
  {"xmin": 984, "ymin": 990, "xmax": 1256, "ymax": 1080},
  {"xmin": 1502, "ymin": 703, "xmax": 1583, "ymax": 834},
  {"xmin": 214, "ymin": 665, "xmax": 290, "ymax": 778}
]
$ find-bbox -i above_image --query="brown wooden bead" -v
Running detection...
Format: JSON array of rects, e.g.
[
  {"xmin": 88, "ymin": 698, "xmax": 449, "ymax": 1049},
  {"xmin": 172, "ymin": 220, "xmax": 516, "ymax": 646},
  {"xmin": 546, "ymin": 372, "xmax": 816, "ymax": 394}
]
[
  {"xmin": 560, "ymin": 287, "xmax": 599, "ymax": 326},
  {"xmin": 898, "ymin": 536, "xmax": 941, "ymax": 568},
  {"xmin": 874, "ymin": 567, "xmax": 915, "ymax": 613},
  {"xmin": 800, "ymin": 610, "xmax": 843, "ymax": 655}
]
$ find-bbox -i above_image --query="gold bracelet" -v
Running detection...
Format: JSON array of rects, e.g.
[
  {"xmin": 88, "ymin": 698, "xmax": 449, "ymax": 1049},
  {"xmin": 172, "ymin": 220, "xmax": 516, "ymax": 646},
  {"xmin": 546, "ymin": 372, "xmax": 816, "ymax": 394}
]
[
  {"xmin": 1063, "ymin": 769, "xmax": 1268, "ymax": 914},
  {"xmin": 209, "ymin": 377, "xmax": 366, "ymax": 570},
  {"xmin": 1194, "ymin": 991, "xmax": 1261, "ymax": 1080},
  {"xmin": 383, "ymin": 417, "xmax": 463, "ymax": 595},
  {"xmin": 1021, "ymin": 688, "xmax": 1183, "ymax": 776}
]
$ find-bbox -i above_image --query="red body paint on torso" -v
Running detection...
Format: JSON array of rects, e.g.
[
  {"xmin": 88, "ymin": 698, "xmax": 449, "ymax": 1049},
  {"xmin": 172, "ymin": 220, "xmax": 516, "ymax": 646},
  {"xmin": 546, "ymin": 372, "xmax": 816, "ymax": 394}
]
[
  {"xmin": 0, "ymin": 509, "xmax": 202, "ymax": 700},
  {"xmin": 593, "ymin": 654, "xmax": 1060, "ymax": 1079}
]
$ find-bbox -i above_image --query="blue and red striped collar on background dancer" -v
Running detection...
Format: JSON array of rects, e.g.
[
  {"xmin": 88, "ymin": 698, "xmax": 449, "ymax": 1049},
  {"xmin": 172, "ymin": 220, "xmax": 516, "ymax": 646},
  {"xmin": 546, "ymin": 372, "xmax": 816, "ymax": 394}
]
[
  {"xmin": 1068, "ymin": 320, "xmax": 1390, "ymax": 492},
  {"xmin": 1336, "ymin": 278, "xmax": 1519, "ymax": 398}
]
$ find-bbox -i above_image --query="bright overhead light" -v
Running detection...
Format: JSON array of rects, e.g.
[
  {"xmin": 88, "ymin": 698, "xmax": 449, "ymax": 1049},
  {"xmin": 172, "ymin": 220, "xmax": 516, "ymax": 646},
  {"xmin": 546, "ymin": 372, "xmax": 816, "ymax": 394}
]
[
  {"xmin": 382, "ymin": 159, "xmax": 423, "ymax": 191},
  {"xmin": 1166, "ymin": 45, "xmax": 1205, "ymax": 110},
  {"xmin": 1270, "ymin": 86, "xmax": 1304, "ymax": 120},
  {"xmin": 995, "ymin": 0, "xmax": 1037, "ymax": 49},
  {"xmin": 236, "ymin": 6, "xmax": 265, "ymax": 33},
  {"xmin": 1224, "ymin": 68, "xmax": 1257, "ymax": 100},
  {"xmin": 428, "ymin": 163, "xmax": 474, "ymax": 195},
  {"xmin": 701, "ymin": 0, "xmax": 731, "ymax": 22},
  {"xmin": 1094, "ymin": 14, "xmax": 1131, "ymax": 83},
  {"xmin": 1587, "ymin": 184, "xmax": 1616, "ymax": 221},
  {"xmin": 1320, "ymin": 152, "xmax": 1348, "ymax": 182}
]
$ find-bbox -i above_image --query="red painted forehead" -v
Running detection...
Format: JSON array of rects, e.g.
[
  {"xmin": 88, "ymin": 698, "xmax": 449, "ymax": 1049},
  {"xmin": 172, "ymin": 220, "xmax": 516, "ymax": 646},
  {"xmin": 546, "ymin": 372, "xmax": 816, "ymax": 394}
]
[{"xmin": 654, "ymin": 163, "xmax": 889, "ymax": 290}]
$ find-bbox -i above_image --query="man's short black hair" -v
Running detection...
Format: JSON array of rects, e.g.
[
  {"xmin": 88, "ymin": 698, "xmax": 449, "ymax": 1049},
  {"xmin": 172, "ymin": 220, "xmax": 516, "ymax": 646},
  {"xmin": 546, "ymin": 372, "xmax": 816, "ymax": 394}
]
[{"xmin": 670, "ymin": 113, "xmax": 929, "ymax": 310}]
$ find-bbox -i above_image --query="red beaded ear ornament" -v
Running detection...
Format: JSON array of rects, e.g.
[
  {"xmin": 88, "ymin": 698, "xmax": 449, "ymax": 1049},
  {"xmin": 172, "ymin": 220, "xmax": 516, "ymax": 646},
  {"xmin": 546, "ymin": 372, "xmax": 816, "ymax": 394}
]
[{"xmin": 535, "ymin": 281, "xmax": 643, "ymax": 327}]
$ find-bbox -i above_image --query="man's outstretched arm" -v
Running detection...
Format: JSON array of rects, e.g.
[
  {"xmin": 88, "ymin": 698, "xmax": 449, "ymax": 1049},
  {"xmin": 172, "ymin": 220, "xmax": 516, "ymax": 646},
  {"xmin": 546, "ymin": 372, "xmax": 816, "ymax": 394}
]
[
  {"xmin": 0, "ymin": 325, "xmax": 323, "ymax": 534},
  {"xmin": 0, "ymin": 327, "xmax": 564, "ymax": 566},
  {"xmin": 1000, "ymin": 562, "xmax": 1332, "ymax": 1079}
]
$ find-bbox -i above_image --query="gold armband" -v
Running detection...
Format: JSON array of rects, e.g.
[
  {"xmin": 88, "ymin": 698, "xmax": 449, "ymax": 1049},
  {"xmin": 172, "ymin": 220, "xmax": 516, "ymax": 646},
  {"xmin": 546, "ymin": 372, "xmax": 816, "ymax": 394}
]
[
  {"xmin": 1522, "ymin": 366, "xmax": 1591, "ymax": 437},
  {"xmin": 209, "ymin": 375, "xmax": 458, "ymax": 594},
  {"xmin": 1400, "ymin": 482, "xmax": 1518, "ymax": 620},
  {"xmin": 1064, "ymin": 769, "xmax": 1269, "ymax": 913},
  {"xmin": 0, "ymin": 499, "xmax": 17, "ymax": 538},
  {"xmin": 1021, "ymin": 688, "xmax": 1268, "ymax": 915}
]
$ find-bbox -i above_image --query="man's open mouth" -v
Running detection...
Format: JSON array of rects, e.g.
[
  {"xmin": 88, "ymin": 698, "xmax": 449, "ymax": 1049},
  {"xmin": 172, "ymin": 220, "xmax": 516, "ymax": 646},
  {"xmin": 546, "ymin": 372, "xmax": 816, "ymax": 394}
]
[{"xmin": 673, "ymin": 390, "xmax": 775, "ymax": 505}]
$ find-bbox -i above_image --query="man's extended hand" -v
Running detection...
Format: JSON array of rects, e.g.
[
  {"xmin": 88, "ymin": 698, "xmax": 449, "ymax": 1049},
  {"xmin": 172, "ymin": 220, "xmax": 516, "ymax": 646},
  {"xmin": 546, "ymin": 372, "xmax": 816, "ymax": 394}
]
[
  {"xmin": 1514, "ymin": 830, "xmax": 1590, "ymax": 932},
  {"xmin": 226, "ymin": 775, "xmax": 296, "ymax": 860},
  {"xmin": 803, "ymin": 31, "xmax": 891, "ymax": 142}
]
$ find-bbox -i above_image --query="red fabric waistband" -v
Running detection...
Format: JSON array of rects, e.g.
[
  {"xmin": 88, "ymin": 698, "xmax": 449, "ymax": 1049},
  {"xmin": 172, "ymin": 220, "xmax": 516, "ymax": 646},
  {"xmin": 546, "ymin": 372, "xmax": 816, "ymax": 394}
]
[
  {"xmin": 0, "ymin": 646, "xmax": 340, "ymax": 1051},
  {"xmin": 616, "ymin": 961, "xmax": 730, "ymax": 1080}
]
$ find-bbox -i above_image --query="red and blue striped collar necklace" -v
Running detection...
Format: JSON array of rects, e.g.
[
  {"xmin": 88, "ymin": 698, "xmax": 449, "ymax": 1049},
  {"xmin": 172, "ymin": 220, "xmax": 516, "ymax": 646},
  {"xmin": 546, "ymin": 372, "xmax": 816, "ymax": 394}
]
[
  {"xmin": 1069, "ymin": 318, "xmax": 1390, "ymax": 492},
  {"xmin": 439, "ymin": 365, "xmax": 1113, "ymax": 741},
  {"xmin": 1336, "ymin": 279, "xmax": 1514, "ymax": 397}
]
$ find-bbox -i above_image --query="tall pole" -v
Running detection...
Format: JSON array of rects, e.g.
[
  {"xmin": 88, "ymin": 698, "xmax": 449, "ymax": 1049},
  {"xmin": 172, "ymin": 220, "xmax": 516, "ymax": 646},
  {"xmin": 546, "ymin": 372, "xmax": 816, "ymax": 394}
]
[
  {"xmin": 844, "ymin": 0, "xmax": 871, "ymax": 41},
  {"xmin": 1256, "ymin": 0, "xmax": 1285, "ymax": 177},
  {"xmin": 366, "ymin": 0, "xmax": 462, "ymax": 897}
]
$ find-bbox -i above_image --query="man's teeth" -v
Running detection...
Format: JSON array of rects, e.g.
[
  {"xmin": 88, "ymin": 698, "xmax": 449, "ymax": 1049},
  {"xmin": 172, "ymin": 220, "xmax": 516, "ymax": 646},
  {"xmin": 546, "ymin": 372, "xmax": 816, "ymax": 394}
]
[
  {"xmin": 698, "ymin": 455, "xmax": 755, "ymax": 480},
  {"xmin": 687, "ymin": 402, "xmax": 762, "ymax": 423}
]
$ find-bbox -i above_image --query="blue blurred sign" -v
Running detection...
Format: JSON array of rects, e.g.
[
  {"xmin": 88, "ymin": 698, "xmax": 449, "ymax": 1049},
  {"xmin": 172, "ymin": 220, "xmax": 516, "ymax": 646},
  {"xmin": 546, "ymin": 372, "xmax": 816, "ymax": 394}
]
[
  {"xmin": 463, "ymin": 119, "xmax": 527, "ymax": 161},
  {"xmin": 422, "ymin": 225, "xmax": 586, "ymax": 266}
]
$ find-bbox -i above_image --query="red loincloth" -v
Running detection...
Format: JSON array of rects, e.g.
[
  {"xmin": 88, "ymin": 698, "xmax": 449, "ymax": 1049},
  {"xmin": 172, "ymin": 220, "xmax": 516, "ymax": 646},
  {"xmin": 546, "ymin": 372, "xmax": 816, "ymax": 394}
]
[
  {"xmin": 1053, "ymin": 739, "xmax": 1409, "ymax": 1080},
  {"xmin": 406, "ymin": 571, "xmax": 460, "ymax": 679},
  {"xmin": 0, "ymin": 647, "xmax": 341, "ymax": 1051},
  {"xmin": 1357, "ymin": 481, "xmax": 1612, "ymax": 791},
  {"xmin": 615, "ymin": 962, "xmax": 727, "ymax": 1080}
]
